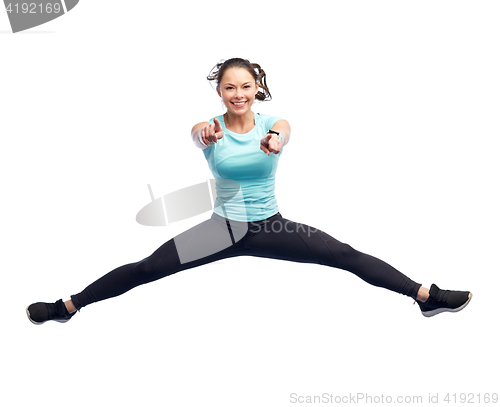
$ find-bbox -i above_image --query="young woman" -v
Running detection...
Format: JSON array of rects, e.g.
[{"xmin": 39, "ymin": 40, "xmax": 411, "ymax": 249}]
[{"xmin": 26, "ymin": 58, "xmax": 472, "ymax": 324}]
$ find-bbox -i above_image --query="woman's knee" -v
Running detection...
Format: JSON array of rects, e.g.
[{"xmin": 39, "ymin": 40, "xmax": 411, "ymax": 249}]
[
  {"xmin": 317, "ymin": 232, "xmax": 360, "ymax": 267},
  {"xmin": 132, "ymin": 240, "xmax": 180, "ymax": 281},
  {"xmin": 334, "ymin": 242, "xmax": 359, "ymax": 263}
]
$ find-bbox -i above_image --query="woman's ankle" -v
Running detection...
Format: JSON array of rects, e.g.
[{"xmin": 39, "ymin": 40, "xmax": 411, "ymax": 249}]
[
  {"xmin": 416, "ymin": 286, "xmax": 430, "ymax": 303},
  {"xmin": 64, "ymin": 299, "xmax": 77, "ymax": 314}
]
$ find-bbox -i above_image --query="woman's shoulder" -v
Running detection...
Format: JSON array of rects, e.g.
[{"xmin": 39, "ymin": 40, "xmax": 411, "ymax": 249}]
[
  {"xmin": 255, "ymin": 112, "xmax": 274, "ymax": 119},
  {"xmin": 255, "ymin": 112, "xmax": 285, "ymax": 119},
  {"xmin": 206, "ymin": 114, "xmax": 224, "ymax": 124},
  {"xmin": 255, "ymin": 112, "xmax": 285, "ymax": 128}
]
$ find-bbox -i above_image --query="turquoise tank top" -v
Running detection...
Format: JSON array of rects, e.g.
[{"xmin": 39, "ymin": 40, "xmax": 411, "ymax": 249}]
[{"xmin": 202, "ymin": 113, "xmax": 284, "ymax": 222}]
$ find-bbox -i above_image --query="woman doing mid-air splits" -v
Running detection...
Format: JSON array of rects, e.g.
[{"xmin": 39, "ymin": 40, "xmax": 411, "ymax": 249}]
[{"xmin": 27, "ymin": 58, "xmax": 472, "ymax": 324}]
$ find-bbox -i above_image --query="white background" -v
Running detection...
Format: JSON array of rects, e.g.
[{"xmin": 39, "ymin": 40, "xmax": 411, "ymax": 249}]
[{"xmin": 1, "ymin": 1, "xmax": 499, "ymax": 406}]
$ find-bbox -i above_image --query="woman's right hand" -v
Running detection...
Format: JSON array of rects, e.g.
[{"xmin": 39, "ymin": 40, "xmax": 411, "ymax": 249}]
[{"xmin": 201, "ymin": 118, "xmax": 224, "ymax": 146}]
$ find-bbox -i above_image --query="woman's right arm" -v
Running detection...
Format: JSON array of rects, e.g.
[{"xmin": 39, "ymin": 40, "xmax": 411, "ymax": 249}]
[
  {"xmin": 191, "ymin": 122, "xmax": 210, "ymax": 149},
  {"xmin": 191, "ymin": 118, "xmax": 224, "ymax": 149}
]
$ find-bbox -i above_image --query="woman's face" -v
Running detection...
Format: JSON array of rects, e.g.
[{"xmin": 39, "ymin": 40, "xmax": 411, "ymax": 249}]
[{"xmin": 217, "ymin": 67, "xmax": 258, "ymax": 116}]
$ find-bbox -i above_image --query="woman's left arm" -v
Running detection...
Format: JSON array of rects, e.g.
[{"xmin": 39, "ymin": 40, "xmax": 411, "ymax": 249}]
[
  {"xmin": 270, "ymin": 119, "xmax": 291, "ymax": 147},
  {"xmin": 260, "ymin": 119, "xmax": 291, "ymax": 156}
]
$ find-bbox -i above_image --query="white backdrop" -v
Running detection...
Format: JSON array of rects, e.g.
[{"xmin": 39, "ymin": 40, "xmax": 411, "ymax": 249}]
[{"xmin": 1, "ymin": 1, "xmax": 499, "ymax": 406}]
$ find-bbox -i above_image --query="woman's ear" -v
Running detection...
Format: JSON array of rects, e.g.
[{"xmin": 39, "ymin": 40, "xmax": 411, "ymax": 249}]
[{"xmin": 216, "ymin": 87, "xmax": 222, "ymax": 98}]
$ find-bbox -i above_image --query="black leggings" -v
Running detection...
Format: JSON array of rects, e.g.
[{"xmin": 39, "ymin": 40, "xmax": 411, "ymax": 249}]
[{"xmin": 71, "ymin": 212, "xmax": 421, "ymax": 310}]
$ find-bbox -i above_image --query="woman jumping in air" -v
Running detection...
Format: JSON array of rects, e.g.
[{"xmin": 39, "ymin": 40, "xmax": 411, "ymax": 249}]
[{"xmin": 27, "ymin": 58, "xmax": 472, "ymax": 324}]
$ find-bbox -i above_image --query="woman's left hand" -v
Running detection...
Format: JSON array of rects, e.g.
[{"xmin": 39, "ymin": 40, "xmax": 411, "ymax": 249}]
[{"xmin": 260, "ymin": 133, "xmax": 282, "ymax": 156}]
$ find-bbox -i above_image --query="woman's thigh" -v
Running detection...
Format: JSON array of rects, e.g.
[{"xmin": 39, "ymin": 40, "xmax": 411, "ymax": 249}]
[
  {"xmin": 146, "ymin": 212, "xmax": 249, "ymax": 277},
  {"xmin": 244, "ymin": 214, "xmax": 348, "ymax": 267}
]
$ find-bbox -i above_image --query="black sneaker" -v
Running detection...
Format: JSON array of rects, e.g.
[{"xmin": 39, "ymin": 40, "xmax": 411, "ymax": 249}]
[
  {"xmin": 26, "ymin": 299, "xmax": 76, "ymax": 325},
  {"xmin": 418, "ymin": 284, "xmax": 472, "ymax": 317}
]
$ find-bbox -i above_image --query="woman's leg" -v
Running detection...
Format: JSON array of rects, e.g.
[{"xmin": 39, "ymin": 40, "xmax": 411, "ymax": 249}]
[
  {"xmin": 244, "ymin": 213, "xmax": 422, "ymax": 300},
  {"xmin": 69, "ymin": 213, "xmax": 248, "ymax": 311}
]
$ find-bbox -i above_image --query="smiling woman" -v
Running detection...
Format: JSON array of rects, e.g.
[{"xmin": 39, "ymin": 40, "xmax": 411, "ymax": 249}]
[
  {"xmin": 26, "ymin": 57, "xmax": 472, "ymax": 325},
  {"xmin": 208, "ymin": 59, "xmax": 272, "ymax": 101}
]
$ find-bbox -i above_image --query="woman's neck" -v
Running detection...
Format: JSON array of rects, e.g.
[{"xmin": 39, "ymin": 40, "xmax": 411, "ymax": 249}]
[{"xmin": 224, "ymin": 110, "xmax": 255, "ymax": 134}]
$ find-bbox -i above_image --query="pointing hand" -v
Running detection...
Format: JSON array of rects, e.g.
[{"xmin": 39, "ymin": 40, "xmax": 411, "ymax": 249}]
[
  {"xmin": 201, "ymin": 118, "xmax": 224, "ymax": 146},
  {"xmin": 260, "ymin": 132, "xmax": 281, "ymax": 156}
]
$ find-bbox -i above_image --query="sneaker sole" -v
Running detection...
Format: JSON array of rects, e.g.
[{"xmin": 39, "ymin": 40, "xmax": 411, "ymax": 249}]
[
  {"xmin": 422, "ymin": 292, "xmax": 473, "ymax": 317},
  {"xmin": 26, "ymin": 306, "xmax": 72, "ymax": 325}
]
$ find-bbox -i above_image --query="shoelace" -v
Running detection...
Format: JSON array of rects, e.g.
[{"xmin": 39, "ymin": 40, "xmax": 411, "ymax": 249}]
[
  {"xmin": 413, "ymin": 286, "xmax": 449, "ymax": 306},
  {"xmin": 432, "ymin": 287, "xmax": 450, "ymax": 305}
]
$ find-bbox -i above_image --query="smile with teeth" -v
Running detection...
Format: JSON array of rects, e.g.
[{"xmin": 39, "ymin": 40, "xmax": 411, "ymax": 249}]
[{"xmin": 232, "ymin": 101, "xmax": 247, "ymax": 106}]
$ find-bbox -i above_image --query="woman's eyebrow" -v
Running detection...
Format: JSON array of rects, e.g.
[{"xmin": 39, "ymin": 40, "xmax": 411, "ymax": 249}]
[{"xmin": 223, "ymin": 81, "xmax": 252, "ymax": 86}]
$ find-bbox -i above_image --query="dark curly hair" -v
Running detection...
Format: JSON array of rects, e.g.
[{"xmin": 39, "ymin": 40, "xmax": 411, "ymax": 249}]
[{"xmin": 207, "ymin": 58, "xmax": 272, "ymax": 102}]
